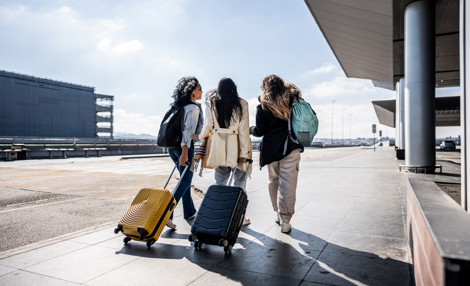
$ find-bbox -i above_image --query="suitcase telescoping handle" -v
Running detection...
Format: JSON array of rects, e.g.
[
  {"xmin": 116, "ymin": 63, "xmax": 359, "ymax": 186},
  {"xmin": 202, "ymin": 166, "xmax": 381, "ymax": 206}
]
[
  {"xmin": 227, "ymin": 159, "xmax": 253, "ymax": 191},
  {"xmin": 163, "ymin": 162, "xmax": 190, "ymax": 196}
]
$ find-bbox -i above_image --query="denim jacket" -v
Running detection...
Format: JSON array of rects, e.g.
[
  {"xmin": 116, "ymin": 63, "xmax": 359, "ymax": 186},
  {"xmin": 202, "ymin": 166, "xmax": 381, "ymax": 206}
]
[{"xmin": 181, "ymin": 101, "xmax": 203, "ymax": 148}]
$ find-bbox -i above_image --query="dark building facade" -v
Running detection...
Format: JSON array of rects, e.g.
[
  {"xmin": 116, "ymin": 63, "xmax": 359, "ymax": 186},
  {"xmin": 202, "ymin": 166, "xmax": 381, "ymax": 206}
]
[{"xmin": 0, "ymin": 70, "xmax": 113, "ymax": 138}]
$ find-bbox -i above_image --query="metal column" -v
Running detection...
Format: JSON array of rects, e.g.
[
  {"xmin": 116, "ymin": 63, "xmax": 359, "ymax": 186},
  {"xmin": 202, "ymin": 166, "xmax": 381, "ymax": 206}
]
[
  {"xmin": 460, "ymin": 0, "xmax": 469, "ymax": 211},
  {"xmin": 396, "ymin": 78, "xmax": 405, "ymax": 150},
  {"xmin": 404, "ymin": 0, "xmax": 436, "ymax": 169}
]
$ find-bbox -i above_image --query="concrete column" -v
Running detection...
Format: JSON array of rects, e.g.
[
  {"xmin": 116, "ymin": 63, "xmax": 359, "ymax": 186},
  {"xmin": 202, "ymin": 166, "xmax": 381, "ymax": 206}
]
[
  {"xmin": 396, "ymin": 82, "xmax": 400, "ymax": 148},
  {"xmin": 396, "ymin": 78, "xmax": 405, "ymax": 150},
  {"xmin": 404, "ymin": 0, "xmax": 436, "ymax": 168},
  {"xmin": 460, "ymin": 0, "xmax": 469, "ymax": 211}
]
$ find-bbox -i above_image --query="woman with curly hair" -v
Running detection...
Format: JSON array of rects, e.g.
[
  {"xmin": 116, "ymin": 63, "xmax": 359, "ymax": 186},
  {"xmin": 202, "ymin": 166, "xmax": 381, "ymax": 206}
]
[
  {"xmin": 249, "ymin": 75, "xmax": 303, "ymax": 233},
  {"xmin": 166, "ymin": 76, "xmax": 203, "ymax": 229},
  {"xmin": 193, "ymin": 77, "xmax": 251, "ymax": 225}
]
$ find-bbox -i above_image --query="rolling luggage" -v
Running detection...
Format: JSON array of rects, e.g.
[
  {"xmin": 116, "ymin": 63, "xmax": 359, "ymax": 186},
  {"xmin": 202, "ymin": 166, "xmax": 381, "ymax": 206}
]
[
  {"xmin": 189, "ymin": 159, "xmax": 253, "ymax": 254},
  {"xmin": 114, "ymin": 164, "xmax": 189, "ymax": 248}
]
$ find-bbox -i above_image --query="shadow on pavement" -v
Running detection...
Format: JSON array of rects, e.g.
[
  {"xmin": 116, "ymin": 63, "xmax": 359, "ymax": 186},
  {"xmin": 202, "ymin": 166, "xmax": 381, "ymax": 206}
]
[{"xmin": 115, "ymin": 224, "xmax": 412, "ymax": 286}]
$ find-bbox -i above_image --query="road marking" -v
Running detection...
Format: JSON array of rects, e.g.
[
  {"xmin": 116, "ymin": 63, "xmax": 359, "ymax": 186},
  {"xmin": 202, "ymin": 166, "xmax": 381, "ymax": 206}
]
[{"xmin": 0, "ymin": 198, "xmax": 85, "ymax": 214}]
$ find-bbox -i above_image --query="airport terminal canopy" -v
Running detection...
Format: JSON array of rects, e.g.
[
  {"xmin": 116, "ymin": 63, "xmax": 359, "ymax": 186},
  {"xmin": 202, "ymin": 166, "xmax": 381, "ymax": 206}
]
[
  {"xmin": 305, "ymin": 0, "xmax": 459, "ymax": 90},
  {"xmin": 372, "ymin": 96, "xmax": 460, "ymax": 127}
]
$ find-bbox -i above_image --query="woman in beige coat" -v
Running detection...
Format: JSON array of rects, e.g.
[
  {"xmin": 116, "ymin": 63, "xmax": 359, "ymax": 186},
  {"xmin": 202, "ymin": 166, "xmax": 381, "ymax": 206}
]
[{"xmin": 192, "ymin": 77, "xmax": 251, "ymax": 224}]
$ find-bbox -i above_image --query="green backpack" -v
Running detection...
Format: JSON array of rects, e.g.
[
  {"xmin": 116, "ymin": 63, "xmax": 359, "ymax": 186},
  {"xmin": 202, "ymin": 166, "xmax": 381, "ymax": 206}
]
[{"xmin": 287, "ymin": 98, "xmax": 319, "ymax": 148}]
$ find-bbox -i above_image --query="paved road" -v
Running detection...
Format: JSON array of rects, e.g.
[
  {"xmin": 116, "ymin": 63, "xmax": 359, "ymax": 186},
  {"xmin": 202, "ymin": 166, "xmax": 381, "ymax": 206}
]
[
  {"xmin": 0, "ymin": 155, "xmax": 206, "ymax": 252},
  {"xmin": 0, "ymin": 146, "xmax": 416, "ymax": 286},
  {"xmin": 0, "ymin": 147, "xmax": 374, "ymax": 253}
]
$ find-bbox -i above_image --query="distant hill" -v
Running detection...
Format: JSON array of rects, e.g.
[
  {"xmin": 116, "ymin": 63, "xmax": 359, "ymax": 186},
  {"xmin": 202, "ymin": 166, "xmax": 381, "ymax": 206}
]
[{"xmin": 114, "ymin": 132, "xmax": 157, "ymax": 140}]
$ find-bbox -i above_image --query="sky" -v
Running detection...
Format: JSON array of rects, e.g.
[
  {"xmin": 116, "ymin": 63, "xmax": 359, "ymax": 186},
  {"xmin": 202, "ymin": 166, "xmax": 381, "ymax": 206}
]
[{"xmin": 0, "ymin": 0, "xmax": 461, "ymax": 139}]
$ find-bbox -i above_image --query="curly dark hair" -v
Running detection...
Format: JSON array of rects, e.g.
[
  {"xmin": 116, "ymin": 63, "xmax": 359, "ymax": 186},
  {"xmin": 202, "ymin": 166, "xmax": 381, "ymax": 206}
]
[
  {"xmin": 171, "ymin": 76, "xmax": 199, "ymax": 107},
  {"xmin": 207, "ymin": 77, "xmax": 242, "ymax": 128}
]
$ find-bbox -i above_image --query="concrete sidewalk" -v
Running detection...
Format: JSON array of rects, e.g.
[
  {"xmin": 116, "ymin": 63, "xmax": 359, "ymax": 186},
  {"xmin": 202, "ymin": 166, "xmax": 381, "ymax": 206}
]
[{"xmin": 0, "ymin": 147, "xmax": 413, "ymax": 285}]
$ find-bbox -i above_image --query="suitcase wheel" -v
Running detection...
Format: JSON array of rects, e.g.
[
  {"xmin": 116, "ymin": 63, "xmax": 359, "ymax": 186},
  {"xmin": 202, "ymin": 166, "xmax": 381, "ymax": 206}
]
[
  {"xmin": 114, "ymin": 225, "xmax": 123, "ymax": 234},
  {"xmin": 219, "ymin": 239, "xmax": 228, "ymax": 247},
  {"xmin": 146, "ymin": 239, "xmax": 156, "ymax": 248},
  {"xmin": 138, "ymin": 228, "xmax": 149, "ymax": 240},
  {"xmin": 224, "ymin": 245, "xmax": 233, "ymax": 255},
  {"xmin": 123, "ymin": 237, "xmax": 131, "ymax": 245},
  {"xmin": 194, "ymin": 241, "xmax": 203, "ymax": 250}
]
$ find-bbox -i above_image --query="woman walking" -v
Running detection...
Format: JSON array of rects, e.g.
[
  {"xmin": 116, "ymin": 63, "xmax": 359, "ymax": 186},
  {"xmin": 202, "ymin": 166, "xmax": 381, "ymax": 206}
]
[
  {"xmin": 166, "ymin": 76, "xmax": 203, "ymax": 229},
  {"xmin": 193, "ymin": 77, "xmax": 251, "ymax": 225},
  {"xmin": 250, "ymin": 75, "xmax": 303, "ymax": 233}
]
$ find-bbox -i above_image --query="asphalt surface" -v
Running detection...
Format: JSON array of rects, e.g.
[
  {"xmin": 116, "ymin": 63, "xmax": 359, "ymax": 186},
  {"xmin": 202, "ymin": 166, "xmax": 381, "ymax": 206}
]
[
  {"xmin": 0, "ymin": 186, "xmax": 129, "ymax": 252},
  {"xmin": 0, "ymin": 156, "xmax": 204, "ymax": 252},
  {"xmin": 0, "ymin": 146, "xmax": 459, "ymax": 257},
  {"xmin": 0, "ymin": 146, "xmax": 415, "ymax": 286}
]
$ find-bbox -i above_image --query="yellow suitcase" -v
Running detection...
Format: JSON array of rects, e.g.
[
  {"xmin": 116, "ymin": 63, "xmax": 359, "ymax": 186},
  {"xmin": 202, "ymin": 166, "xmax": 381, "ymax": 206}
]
[{"xmin": 114, "ymin": 164, "xmax": 189, "ymax": 248}]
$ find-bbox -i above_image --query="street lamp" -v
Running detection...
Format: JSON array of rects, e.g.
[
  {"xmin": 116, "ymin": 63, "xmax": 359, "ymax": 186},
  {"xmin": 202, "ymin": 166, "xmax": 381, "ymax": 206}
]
[
  {"xmin": 350, "ymin": 113, "xmax": 352, "ymax": 144},
  {"xmin": 342, "ymin": 108, "xmax": 345, "ymax": 145},
  {"xmin": 331, "ymin": 100, "xmax": 335, "ymax": 144}
]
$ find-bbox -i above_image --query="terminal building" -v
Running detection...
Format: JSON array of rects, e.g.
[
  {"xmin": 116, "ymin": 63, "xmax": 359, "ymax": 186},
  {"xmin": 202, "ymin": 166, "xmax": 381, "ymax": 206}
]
[
  {"xmin": 306, "ymin": 0, "xmax": 469, "ymax": 284},
  {"xmin": 0, "ymin": 70, "xmax": 114, "ymax": 138}
]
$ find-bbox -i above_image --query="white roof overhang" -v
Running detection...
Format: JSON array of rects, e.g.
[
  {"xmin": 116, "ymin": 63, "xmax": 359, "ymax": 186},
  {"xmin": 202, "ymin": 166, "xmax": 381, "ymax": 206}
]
[{"xmin": 305, "ymin": 0, "xmax": 393, "ymax": 84}]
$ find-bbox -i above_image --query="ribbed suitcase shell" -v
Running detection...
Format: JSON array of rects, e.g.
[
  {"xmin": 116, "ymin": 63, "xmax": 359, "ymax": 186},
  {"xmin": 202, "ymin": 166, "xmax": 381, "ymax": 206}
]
[
  {"xmin": 191, "ymin": 185, "xmax": 248, "ymax": 246},
  {"xmin": 118, "ymin": 188, "xmax": 176, "ymax": 242}
]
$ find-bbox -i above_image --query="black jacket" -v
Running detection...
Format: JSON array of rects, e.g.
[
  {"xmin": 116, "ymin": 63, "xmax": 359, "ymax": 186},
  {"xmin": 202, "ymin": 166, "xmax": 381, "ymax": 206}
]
[{"xmin": 250, "ymin": 102, "xmax": 303, "ymax": 167}]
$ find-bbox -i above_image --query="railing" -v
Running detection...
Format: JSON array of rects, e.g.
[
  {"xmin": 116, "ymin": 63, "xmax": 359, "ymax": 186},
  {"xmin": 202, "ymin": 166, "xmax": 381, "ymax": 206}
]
[
  {"xmin": 96, "ymin": 127, "xmax": 113, "ymax": 133},
  {"xmin": 96, "ymin": 105, "xmax": 113, "ymax": 112},
  {"xmin": 95, "ymin": 115, "xmax": 113, "ymax": 123}
]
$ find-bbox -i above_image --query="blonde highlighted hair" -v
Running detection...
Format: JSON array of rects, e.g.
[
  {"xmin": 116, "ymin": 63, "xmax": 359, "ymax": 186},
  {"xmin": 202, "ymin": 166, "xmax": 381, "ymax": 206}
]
[
  {"xmin": 260, "ymin": 75, "xmax": 291, "ymax": 121},
  {"xmin": 285, "ymin": 83, "xmax": 302, "ymax": 102}
]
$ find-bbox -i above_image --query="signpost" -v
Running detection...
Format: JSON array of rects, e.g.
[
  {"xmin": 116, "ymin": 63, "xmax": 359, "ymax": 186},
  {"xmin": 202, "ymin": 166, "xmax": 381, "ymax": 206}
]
[
  {"xmin": 372, "ymin": 124, "xmax": 376, "ymax": 151},
  {"xmin": 379, "ymin": 130, "xmax": 382, "ymax": 148}
]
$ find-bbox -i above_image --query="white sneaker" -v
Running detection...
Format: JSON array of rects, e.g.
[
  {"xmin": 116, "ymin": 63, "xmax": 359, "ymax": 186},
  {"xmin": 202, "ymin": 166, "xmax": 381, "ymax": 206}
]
[
  {"xmin": 166, "ymin": 219, "xmax": 176, "ymax": 229},
  {"xmin": 280, "ymin": 221, "xmax": 291, "ymax": 233},
  {"xmin": 275, "ymin": 213, "xmax": 280, "ymax": 225},
  {"xmin": 242, "ymin": 217, "xmax": 251, "ymax": 225}
]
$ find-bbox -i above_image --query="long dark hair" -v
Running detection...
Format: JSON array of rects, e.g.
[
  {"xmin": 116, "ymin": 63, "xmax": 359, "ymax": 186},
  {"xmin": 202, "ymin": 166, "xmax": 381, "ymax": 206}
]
[
  {"xmin": 207, "ymin": 77, "xmax": 242, "ymax": 128},
  {"xmin": 171, "ymin": 76, "xmax": 199, "ymax": 107},
  {"xmin": 260, "ymin": 74, "xmax": 290, "ymax": 121}
]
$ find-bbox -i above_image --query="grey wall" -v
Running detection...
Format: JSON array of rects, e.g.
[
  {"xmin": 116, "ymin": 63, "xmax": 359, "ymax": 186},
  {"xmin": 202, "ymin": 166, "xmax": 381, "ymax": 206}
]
[{"xmin": 0, "ymin": 72, "xmax": 96, "ymax": 138}]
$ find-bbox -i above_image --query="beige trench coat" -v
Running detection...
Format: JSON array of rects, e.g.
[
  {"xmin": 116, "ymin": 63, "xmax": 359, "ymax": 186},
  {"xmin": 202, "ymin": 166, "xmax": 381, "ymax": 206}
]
[{"xmin": 199, "ymin": 97, "xmax": 252, "ymax": 172}]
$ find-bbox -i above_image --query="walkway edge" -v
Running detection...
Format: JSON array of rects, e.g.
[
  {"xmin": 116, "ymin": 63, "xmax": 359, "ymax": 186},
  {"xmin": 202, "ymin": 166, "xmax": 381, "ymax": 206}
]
[{"xmin": 0, "ymin": 221, "xmax": 117, "ymax": 260}]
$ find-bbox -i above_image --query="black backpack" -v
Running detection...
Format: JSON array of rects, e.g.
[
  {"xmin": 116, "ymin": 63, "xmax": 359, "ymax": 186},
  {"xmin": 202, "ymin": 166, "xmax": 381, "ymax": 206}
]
[{"xmin": 157, "ymin": 103, "xmax": 195, "ymax": 148}]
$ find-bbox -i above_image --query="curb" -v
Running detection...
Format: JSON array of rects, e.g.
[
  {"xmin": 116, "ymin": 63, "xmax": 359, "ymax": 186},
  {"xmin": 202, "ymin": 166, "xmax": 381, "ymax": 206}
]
[
  {"xmin": 0, "ymin": 222, "xmax": 117, "ymax": 260},
  {"xmin": 120, "ymin": 154, "xmax": 170, "ymax": 160}
]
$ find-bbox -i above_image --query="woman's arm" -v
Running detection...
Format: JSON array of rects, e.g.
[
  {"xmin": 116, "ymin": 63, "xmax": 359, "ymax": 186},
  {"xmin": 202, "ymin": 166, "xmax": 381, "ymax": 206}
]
[
  {"xmin": 238, "ymin": 100, "xmax": 250, "ymax": 160},
  {"xmin": 249, "ymin": 105, "xmax": 267, "ymax": 137},
  {"xmin": 197, "ymin": 100, "xmax": 214, "ymax": 141},
  {"xmin": 180, "ymin": 105, "xmax": 200, "ymax": 165}
]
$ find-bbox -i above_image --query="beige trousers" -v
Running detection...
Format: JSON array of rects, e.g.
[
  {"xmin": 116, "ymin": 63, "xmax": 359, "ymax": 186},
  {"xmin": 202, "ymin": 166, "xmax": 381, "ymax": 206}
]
[{"xmin": 267, "ymin": 149, "xmax": 301, "ymax": 223}]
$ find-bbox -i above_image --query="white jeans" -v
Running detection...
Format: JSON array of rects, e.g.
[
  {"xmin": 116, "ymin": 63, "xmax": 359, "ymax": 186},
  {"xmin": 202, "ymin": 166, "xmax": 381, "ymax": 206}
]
[
  {"xmin": 214, "ymin": 167, "xmax": 247, "ymax": 189},
  {"xmin": 267, "ymin": 149, "xmax": 301, "ymax": 223}
]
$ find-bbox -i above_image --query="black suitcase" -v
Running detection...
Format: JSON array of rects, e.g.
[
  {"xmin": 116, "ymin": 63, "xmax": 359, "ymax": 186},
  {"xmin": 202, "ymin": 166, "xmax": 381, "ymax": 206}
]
[{"xmin": 189, "ymin": 159, "xmax": 253, "ymax": 254}]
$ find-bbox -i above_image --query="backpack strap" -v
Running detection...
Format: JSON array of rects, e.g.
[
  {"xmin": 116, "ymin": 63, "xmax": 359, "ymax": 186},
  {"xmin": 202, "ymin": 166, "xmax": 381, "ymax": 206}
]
[{"xmin": 283, "ymin": 107, "xmax": 293, "ymax": 155}]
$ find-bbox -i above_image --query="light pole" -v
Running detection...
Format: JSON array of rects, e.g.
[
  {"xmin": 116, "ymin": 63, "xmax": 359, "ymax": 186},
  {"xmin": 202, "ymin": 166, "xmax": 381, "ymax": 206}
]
[
  {"xmin": 349, "ymin": 113, "xmax": 353, "ymax": 145},
  {"xmin": 342, "ymin": 108, "xmax": 345, "ymax": 145},
  {"xmin": 331, "ymin": 100, "xmax": 335, "ymax": 144}
]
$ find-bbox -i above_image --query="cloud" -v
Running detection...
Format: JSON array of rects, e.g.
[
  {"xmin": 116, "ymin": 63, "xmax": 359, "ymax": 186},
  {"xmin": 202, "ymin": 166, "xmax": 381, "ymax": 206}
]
[
  {"xmin": 142, "ymin": 54, "xmax": 191, "ymax": 74},
  {"xmin": 114, "ymin": 108, "xmax": 162, "ymax": 136},
  {"xmin": 302, "ymin": 62, "xmax": 338, "ymax": 77},
  {"xmin": 97, "ymin": 38, "xmax": 144, "ymax": 57},
  {"xmin": 306, "ymin": 76, "xmax": 376, "ymax": 98}
]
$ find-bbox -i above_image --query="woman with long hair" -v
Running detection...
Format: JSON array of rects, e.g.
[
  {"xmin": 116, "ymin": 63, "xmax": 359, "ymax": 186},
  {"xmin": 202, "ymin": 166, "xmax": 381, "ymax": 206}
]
[
  {"xmin": 166, "ymin": 76, "xmax": 203, "ymax": 229},
  {"xmin": 249, "ymin": 75, "xmax": 303, "ymax": 233},
  {"xmin": 193, "ymin": 77, "xmax": 251, "ymax": 225}
]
